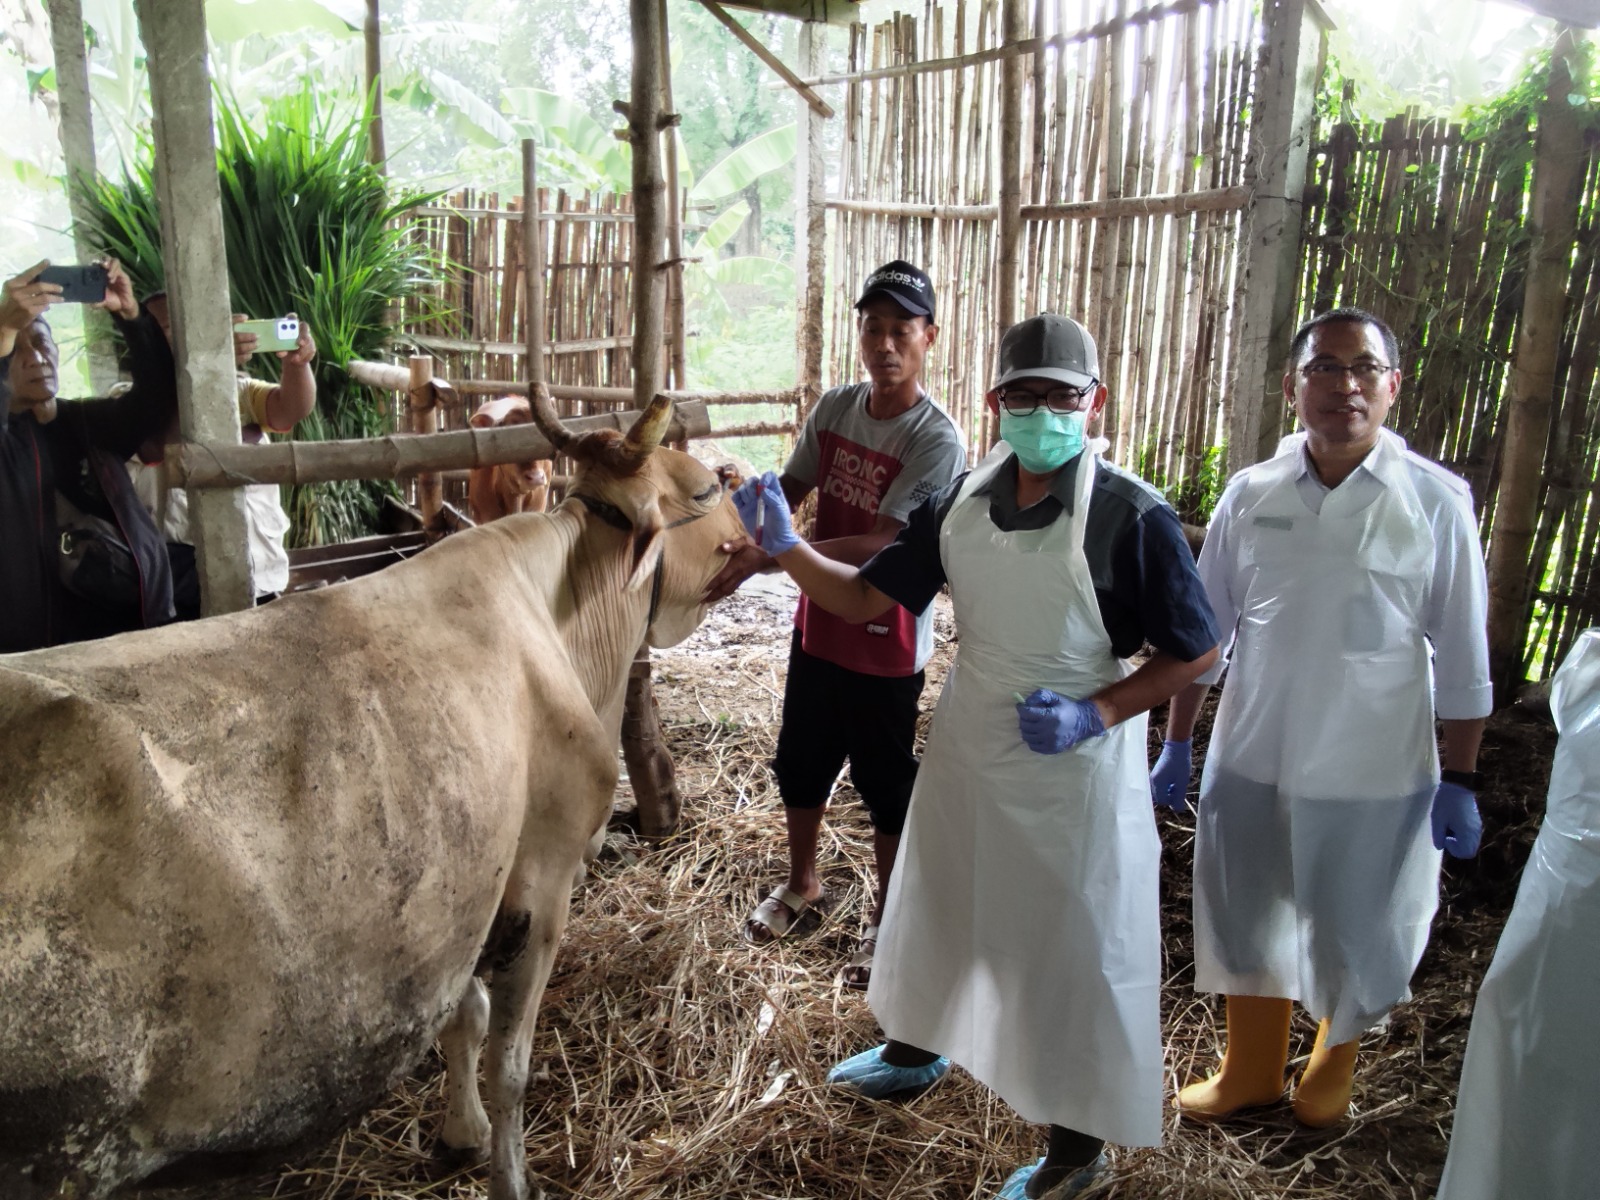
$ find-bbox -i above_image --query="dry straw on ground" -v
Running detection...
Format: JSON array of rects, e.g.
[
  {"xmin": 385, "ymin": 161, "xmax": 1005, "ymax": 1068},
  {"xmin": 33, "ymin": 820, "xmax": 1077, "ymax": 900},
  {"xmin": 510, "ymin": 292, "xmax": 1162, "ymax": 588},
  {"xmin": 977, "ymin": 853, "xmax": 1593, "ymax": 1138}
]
[{"xmin": 144, "ymin": 583, "xmax": 1556, "ymax": 1200}]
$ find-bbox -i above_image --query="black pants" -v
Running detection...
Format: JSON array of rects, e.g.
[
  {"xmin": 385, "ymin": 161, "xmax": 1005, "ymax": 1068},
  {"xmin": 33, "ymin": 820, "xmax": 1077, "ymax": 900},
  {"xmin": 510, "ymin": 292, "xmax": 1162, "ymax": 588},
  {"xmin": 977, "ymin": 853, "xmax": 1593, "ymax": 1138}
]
[{"xmin": 771, "ymin": 629, "xmax": 924, "ymax": 836}]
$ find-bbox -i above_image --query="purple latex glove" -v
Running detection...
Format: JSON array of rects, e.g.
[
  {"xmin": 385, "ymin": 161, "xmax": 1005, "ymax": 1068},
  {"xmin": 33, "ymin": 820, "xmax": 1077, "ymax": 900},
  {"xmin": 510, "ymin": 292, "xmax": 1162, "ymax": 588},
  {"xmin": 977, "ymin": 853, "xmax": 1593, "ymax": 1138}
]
[
  {"xmin": 730, "ymin": 470, "xmax": 800, "ymax": 557},
  {"xmin": 1015, "ymin": 688, "xmax": 1107, "ymax": 754},
  {"xmin": 1431, "ymin": 781, "xmax": 1482, "ymax": 858},
  {"xmin": 1149, "ymin": 739, "xmax": 1193, "ymax": 812}
]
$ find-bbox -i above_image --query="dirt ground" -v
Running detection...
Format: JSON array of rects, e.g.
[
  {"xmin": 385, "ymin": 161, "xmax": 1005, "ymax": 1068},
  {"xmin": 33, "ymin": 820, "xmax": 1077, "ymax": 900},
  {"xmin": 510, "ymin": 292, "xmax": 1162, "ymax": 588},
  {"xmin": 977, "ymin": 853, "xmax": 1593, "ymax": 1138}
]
[{"xmin": 140, "ymin": 579, "xmax": 1559, "ymax": 1200}]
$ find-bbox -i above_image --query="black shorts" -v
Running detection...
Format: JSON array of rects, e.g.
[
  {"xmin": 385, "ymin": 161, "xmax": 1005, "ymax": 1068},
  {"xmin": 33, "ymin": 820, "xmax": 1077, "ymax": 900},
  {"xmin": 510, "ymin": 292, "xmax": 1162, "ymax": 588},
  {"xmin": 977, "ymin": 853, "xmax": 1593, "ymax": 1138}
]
[{"xmin": 771, "ymin": 628, "xmax": 925, "ymax": 836}]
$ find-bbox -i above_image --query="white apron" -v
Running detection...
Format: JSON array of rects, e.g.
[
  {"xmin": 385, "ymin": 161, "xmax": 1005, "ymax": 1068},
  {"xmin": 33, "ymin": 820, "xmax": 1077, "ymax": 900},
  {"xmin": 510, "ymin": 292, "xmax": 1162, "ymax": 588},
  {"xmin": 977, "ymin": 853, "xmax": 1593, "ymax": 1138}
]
[
  {"xmin": 1193, "ymin": 430, "xmax": 1442, "ymax": 1044},
  {"xmin": 1437, "ymin": 629, "xmax": 1600, "ymax": 1200},
  {"xmin": 868, "ymin": 445, "xmax": 1164, "ymax": 1146}
]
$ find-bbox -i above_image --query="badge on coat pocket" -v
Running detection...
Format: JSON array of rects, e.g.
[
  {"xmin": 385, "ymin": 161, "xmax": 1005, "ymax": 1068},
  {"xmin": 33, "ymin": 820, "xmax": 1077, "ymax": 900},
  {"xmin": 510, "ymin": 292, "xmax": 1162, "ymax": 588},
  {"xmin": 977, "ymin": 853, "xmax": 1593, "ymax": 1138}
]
[{"xmin": 1252, "ymin": 514, "xmax": 1294, "ymax": 531}]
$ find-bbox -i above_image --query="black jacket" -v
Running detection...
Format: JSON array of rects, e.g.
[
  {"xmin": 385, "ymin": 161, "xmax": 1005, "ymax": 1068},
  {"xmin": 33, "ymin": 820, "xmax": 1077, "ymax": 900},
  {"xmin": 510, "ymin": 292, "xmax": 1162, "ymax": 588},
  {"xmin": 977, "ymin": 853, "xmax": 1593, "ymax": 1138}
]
[{"xmin": 0, "ymin": 308, "xmax": 177, "ymax": 653}]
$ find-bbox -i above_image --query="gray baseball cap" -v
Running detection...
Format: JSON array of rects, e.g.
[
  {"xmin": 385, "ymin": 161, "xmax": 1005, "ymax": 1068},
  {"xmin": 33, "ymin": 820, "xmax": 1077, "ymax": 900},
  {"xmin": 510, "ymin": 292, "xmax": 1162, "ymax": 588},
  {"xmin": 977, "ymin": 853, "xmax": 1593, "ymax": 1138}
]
[{"xmin": 995, "ymin": 313, "xmax": 1099, "ymax": 389}]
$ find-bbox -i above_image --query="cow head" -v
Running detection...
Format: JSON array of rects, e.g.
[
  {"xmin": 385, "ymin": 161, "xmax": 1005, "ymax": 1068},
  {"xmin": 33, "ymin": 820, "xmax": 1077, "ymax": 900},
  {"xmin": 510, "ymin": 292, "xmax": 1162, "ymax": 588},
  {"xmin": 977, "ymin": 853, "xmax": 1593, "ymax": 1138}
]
[
  {"xmin": 468, "ymin": 397, "xmax": 553, "ymax": 510},
  {"xmin": 529, "ymin": 384, "xmax": 742, "ymax": 647}
]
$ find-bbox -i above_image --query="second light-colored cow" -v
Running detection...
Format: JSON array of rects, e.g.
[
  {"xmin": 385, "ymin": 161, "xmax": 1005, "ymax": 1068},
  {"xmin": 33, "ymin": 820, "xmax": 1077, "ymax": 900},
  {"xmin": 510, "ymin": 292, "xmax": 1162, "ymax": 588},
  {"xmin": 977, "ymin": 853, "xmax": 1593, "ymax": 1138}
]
[{"xmin": 0, "ymin": 391, "xmax": 741, "ymax": 1200}]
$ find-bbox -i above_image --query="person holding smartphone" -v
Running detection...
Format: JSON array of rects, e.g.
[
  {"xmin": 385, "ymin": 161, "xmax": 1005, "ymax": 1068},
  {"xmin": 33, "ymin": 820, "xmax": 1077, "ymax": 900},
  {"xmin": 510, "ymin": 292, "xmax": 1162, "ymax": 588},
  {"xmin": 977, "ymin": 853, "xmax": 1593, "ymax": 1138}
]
[{"xmin": 0, "ymin": 258, "xmax": 177, "ymax": 650}]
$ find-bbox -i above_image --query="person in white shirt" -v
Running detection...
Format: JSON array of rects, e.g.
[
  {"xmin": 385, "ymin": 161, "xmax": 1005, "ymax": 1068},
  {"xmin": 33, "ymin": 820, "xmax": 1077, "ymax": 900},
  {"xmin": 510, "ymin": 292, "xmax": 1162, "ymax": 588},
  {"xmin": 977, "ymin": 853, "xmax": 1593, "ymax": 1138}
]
[{"xmin": 1152, "ymin": 307, "xmax": 1492, "ymax": 1128}]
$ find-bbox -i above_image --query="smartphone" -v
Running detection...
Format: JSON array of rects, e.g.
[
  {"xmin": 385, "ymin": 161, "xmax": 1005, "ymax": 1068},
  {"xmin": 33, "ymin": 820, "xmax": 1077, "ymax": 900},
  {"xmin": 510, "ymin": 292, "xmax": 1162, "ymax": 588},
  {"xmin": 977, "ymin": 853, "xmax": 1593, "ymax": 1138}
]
[
  {"xmin": 235, "ymin": 316, "xmax": 300, "ymax": 353},
  {"xmin": 36, "ymin": 264, "xmax": 108, "ymax": 304}
]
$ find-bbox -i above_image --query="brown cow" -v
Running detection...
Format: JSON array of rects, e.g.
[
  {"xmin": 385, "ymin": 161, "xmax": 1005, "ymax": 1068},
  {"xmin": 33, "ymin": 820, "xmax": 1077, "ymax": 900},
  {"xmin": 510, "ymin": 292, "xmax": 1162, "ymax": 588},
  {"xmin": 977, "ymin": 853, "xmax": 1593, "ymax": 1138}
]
[
  {"xmin": 0, "ymin": 390, "xmax": 742, "ymax": 1200},
  {"xmin": 468, "ymin": 395, "xmax": 554, "ymax": 523}
]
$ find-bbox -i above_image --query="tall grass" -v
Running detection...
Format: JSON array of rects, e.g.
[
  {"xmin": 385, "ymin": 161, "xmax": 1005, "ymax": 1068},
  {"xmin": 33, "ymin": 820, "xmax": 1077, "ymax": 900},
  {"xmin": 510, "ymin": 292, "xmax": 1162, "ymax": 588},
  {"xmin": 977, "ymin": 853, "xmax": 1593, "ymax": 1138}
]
[{"xmin": 75, "ymin": 86, "xmax": 442, "ymax": 545}]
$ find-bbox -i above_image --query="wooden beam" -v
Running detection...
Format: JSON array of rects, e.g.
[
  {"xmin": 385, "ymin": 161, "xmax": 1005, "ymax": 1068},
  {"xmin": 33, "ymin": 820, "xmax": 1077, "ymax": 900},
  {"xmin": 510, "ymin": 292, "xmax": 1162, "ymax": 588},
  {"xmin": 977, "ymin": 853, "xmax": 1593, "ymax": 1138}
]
[
  {"xmin": 794, "ymin": 20, "xmax": 827, "ymax": 428},
  {"xmin": 627, "ymin": 0, "xmax": 669, "ymax": 412},
  {"xmin": 696, "ymin": 0, "xmax": 835, "ymax": 119},
  {"xmin": 1486, "ymin": 27, "xmax": 1587, "ymax": 700},
  {"xmin": 716, "ymin": 0, "xmax": 859, "ymax": 25},
  {"xmin": 1225, "ymin": 0, "xmax": 1330, "ymax": 475},
  {"xmin": 169, "ymin": 401, "xmax": 714, "ymax": 489},
  {"xmin": 46, "ymin": 0, "xmax": 115, "ymax": 392},
  {"xmin": 136, "ymin": 0, "xmax": 254, "ymax": 614}
]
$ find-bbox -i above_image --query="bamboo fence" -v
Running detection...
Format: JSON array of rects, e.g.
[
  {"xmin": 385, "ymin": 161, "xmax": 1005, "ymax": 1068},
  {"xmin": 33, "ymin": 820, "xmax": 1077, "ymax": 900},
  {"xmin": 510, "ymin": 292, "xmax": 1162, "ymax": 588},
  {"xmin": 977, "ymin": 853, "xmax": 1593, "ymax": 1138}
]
[
  {"xmin": 826, "ymin": 0, "xmax": 1257, "ymax": 510},
  {"xmin": 1297, "ymin": 111, "xmax": 1600, "ymax": 681}
]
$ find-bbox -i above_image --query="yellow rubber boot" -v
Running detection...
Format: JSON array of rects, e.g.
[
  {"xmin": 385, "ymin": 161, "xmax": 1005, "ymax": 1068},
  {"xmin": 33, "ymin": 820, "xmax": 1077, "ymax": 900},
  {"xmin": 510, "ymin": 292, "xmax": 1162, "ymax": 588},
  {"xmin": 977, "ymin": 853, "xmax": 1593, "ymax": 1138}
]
[
  {"xmin": 1292, "ymin": 1018, "xmax": 1358, "ymax": 1128},
  {"xmin": 1174, "ymin": 995, "xmax": 1292, "ymax": 1119}
]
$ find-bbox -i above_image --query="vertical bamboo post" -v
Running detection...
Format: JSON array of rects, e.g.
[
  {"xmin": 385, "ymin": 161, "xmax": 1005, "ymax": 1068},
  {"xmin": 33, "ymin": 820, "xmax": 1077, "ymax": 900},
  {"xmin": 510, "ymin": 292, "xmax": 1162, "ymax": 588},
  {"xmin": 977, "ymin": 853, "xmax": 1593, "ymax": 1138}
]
[
  {"xmin": 796, "ymin": 20, "xmax": 828, "ymax": 428},
  {"xmin": 521, "ymin": 139, "xmax": 546, "ymax": 388},
  {"xmin": 1486, "ymin": 27, "xmax": 1585, "ymax": 702},
  {"xmin": 46, "ymin": 0, "xmax": 116, "ymax": 393},
  {"xmin": 137, "ymin": 0, "xmax": 252, "ymax": 615},
  {"xmin": 660, "ymin": 0, "xmax": 688, "ymax": 392},
  {"xmin": 409, "ymin": 354, "xmax": 443, "ymax": 535},
  {"xmin": 622, "ymin": 0, "xmax": 680, "ymax": 840},
  {"xmin": 364, "ymin": 0, "xmax": 386, "ymax": 172},
  {"xmin": 995, "ymin": 0, "xmax": 1025, "ymax": 355},
  {"xmin": 1226, "ymin": 0, "xmax": 1330, "ymax": 475}
]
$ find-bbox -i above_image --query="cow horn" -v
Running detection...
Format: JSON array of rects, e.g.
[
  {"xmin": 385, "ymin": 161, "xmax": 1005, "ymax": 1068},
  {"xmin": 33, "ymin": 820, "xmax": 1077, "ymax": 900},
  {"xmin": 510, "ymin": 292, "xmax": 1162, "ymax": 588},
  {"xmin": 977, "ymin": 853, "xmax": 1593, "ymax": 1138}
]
[
  {"xmin": 621, "ymin": 393, "xmax": 675, "ymax": 459},
  {"xmin": 527, "ymin": 380, "xmax": 575, "ymax": 454}
]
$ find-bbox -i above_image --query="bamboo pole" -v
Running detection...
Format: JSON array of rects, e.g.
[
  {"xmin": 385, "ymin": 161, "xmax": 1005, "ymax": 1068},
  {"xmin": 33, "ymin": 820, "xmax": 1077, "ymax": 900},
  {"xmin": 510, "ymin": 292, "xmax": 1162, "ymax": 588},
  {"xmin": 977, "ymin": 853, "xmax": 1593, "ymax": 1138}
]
[
  {"xmin": 410, "ymin": 355, "xmax": 443, "ymax": 534},
  {"xmin": 169, "ymin": 401, "xmax": 714, "ymax": 489},
  {"xmin": 796, "ymin": 20, "xmax": 828, "ymax": 429},
  {"xmin": 364, "ymin": 0, "xmax": 386, "ymax": 172},
  {"xmin": 1487, "ymin": 28, "xmax": 1587, "ymax": 701},
  {"xmin": 660, "ymin": 0, "xmax": 688, "ymax": 392},
  {"xmin": 522, "ymin": 140, "xmax": 547, "ymax": 389},
  {"xmin": 992, "ymin": 0, "xmax": 1030, "ymax": 361},
  {"xmin": 697, "ymin": 0, "xmax": 835, "ymax": 118},
  {"xmin": 46, "ymin": 0, "xmax": 117, "ymax": 393}
]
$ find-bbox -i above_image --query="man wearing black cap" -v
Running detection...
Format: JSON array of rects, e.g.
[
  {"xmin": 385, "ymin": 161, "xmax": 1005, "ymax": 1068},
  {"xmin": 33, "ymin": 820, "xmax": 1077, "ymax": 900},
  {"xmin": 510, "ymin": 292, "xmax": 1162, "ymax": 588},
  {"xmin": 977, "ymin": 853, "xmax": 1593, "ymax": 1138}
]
[
  {"xmin": 730, "ymin": 312, "xmax": 1218, "ymax": 1198},
  {"xmin": 705, "ymin": 259, "xmax": 964, "ymax": 990}
]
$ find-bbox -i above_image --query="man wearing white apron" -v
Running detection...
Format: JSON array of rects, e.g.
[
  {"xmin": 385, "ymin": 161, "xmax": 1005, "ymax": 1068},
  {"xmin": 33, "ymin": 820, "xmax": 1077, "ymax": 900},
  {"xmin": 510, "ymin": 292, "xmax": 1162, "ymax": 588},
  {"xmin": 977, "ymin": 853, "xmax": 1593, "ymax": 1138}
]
[
  {"xmin": 1153, "ymin": 307, "xmax": 1492, "ymax": 1128},
  {"xmin": 733, "ymin": 314, "xmax": 1220, "ymax": 1199},
  {"xmin": 1437, "ymin": 629, "xmax": 1600, "ymax": 1200}
]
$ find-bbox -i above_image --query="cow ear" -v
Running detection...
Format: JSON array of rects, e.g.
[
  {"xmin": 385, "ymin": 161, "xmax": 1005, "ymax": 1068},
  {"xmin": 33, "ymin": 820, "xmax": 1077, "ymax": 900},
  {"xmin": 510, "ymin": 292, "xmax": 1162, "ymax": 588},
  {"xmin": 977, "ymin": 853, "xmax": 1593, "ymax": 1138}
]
[{"xmin": 624, "ymin": 504, "xmax": 665, "ymax": 592}]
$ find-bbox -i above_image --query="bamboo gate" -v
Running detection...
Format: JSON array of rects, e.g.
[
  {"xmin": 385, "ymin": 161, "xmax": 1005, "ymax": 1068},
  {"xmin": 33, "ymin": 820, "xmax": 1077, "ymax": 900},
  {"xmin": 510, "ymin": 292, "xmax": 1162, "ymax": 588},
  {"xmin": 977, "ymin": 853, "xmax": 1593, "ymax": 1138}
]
[
  {"xmin": 1297, "ymin": 109, "xmax": 1600, "ymax": 683},
  {"xmin": 824, "ymin": 0, "xmax": 1258, "ymax": 515}
]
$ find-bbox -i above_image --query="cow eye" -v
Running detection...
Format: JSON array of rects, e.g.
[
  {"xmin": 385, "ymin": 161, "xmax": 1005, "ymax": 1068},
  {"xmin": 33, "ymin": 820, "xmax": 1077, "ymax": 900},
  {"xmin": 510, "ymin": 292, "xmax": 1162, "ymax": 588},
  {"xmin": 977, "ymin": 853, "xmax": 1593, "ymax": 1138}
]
[{"xmin": 693, "ymin": 484, "xmax": 722, "ymax": 505}]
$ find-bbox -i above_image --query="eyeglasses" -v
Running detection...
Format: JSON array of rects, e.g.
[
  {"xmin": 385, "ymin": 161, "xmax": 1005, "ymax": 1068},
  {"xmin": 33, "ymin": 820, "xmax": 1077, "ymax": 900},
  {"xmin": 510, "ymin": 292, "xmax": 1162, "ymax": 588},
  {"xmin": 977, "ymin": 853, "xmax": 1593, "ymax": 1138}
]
[
  {"xmin": 997, "ymin": 384, "xmax": 1098, "ymax": 416},
  {"xmin": 1299, "ymin": 360, "xmax": 1394, "ymax": 383}
]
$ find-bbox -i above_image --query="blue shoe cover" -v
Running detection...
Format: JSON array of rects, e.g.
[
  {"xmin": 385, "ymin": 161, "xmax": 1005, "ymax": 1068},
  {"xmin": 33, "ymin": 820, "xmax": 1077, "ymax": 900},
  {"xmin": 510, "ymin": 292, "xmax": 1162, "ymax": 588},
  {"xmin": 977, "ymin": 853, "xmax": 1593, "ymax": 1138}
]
[
  {"xmin": 996, "ymin": 1152, "xmax": 1107, "ymax": 1199},
  {"xmin": 825, "ymin": 1044, "xmax": 950, "ymax": 1098}
]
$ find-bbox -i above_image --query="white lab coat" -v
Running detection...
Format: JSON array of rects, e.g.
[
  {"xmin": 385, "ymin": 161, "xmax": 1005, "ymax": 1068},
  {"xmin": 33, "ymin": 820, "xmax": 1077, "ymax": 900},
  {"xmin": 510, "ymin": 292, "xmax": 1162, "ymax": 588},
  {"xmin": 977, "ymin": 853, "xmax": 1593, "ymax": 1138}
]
[
  {"xmin": 1436, "ymin": 629, "xmax": 1600, "ymax": 1200},
  {"xmin": 868, "ymin": 445, "xmax": 1164, "ymax": 1146},
  {"xmin": 1192, "ymin": 429, "xmax": 1484, "ymax": 1044}
]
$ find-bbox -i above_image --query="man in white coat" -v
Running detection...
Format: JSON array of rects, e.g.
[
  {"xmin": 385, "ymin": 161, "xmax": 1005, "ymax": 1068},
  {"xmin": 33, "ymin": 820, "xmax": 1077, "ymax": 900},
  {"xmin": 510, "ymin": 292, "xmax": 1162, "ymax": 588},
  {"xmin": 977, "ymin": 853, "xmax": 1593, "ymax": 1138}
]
[
  {"xmin": 735, "ymin": 313, "xmax": 1220, "ymax": 1198},
  {"xmin": 1153, "ymin": 307, "xmax": 1492, "ymax": 1128},
  {"xmin": 1436, "ymin": 628, "xmax": 1600, "ymax": 1200}
]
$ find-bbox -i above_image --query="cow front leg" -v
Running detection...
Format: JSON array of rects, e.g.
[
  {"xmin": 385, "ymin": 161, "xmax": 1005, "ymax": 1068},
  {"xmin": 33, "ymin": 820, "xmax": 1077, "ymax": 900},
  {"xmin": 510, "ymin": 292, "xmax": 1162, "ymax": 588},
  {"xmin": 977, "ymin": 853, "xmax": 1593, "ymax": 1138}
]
[
  {"xmin": 437, "ymin": 975, "xmax": 491, "ymax": 1162},
  {"xmin": 483, "ymin": 885, "xmax": 571, "ymax": 1200}
]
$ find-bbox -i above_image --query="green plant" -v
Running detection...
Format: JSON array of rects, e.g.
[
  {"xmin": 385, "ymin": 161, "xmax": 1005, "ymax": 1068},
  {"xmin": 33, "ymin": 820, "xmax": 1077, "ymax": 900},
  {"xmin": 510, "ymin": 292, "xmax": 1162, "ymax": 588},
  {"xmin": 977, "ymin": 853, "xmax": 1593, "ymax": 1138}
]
[{"xmin": 74, "ymin": 84, "xmax": 442, "ymax": 545}]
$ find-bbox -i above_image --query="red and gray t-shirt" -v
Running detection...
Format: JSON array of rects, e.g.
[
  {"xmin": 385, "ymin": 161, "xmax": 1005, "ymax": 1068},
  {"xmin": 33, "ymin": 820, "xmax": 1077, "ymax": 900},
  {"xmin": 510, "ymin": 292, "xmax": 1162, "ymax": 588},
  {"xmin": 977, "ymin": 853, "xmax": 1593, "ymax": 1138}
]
[{"xmin": 784, "ymin": 383, "xmax": 965, "ymax": 676}]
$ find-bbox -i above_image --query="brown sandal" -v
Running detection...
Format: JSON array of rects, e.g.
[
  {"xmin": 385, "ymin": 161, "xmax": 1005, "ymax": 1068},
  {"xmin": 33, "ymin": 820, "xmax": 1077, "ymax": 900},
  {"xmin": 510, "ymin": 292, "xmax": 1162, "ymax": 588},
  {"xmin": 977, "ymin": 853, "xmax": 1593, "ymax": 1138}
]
[
  {"xmin": 743, "ymin": 885, "xmax": 824, "ymax": 945},
  {"xmin": 839, "ymin": 924, "xmax": 879, "ymax": 990}
]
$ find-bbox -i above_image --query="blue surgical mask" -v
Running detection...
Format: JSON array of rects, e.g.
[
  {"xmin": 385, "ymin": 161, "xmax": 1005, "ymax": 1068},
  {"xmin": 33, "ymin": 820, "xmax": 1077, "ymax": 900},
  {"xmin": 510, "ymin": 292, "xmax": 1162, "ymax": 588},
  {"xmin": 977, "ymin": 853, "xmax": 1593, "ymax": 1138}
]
[{"xmin": 999, "ymin": 409, "xmax": 1087, "ymax": 473}]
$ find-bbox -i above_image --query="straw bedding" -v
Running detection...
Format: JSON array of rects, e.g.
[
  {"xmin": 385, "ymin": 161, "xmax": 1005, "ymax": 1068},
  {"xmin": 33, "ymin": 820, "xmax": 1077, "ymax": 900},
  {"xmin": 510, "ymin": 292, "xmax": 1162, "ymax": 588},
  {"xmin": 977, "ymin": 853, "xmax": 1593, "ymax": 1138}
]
[{"xmin": 140, "ymin": 580, "xmax": 1558, "ymax": 1199}]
